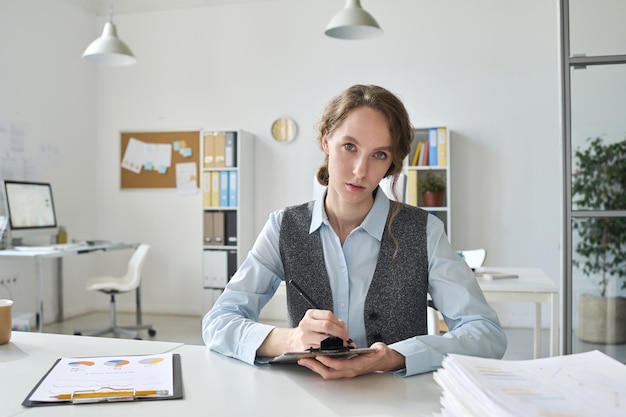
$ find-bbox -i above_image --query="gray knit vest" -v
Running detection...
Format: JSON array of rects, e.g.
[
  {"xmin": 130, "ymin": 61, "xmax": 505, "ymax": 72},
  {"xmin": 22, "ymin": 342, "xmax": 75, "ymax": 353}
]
[{"xmin": 278, "ymin": 200, "xmax": 429, "ymax": 346}]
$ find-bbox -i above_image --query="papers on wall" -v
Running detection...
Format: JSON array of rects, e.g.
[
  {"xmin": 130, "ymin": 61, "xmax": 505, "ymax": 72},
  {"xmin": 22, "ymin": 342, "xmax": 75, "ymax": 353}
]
[
  {"xmin": 433, "ymin": 350, "xmax": 626, "ymax": 417},
  {"xmin": 175, "ymin": 162, "xmax": 198, "ymax": 194},
  {"xmin": 121, "ymin": 137, "xmax": 172, "ymax": 174}
]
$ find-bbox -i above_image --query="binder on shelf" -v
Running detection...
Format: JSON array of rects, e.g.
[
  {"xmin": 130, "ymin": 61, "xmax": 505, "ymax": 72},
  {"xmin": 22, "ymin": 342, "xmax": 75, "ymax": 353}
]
[
  {"xmin": 214, "ymin": 132, "xmax": 226, "ymax": 168},
  {"xmin": 219, "ymin": 171, "xmax": 229, "ymax": 207},
  {"xmin": 228, "ymin": 170, "xmax": 238, "ymax": 207},
  {"xmin": 202, "ymin": 172, "xmax": 211, "ymax": 207},
  {"xmin": 406, "ymin": 170, "xmax": 418, "ymax": 206},
  {"xmin": 428, "ymin": 128, "xmax": 438, "ymax": 166},
  {"xmin": 227, "ymin": 249, "xmax": 238, "ymax": 279},
  {"xmin": 437, "ymin": 127, "xmax": 448, "ymax": 166},
  {"xmin": 203, "ymin": 211, "xmax": 214, "ymax": 245},
  {"xmin": 212, "ymin": 211, "xmax": 225, "ymax": 246},
  {"xmin": 411, "ymin": 141, "xmax": 422, "ymax": 166},
  {"xmin": 225, "ymin": 132, "xmax": 237, "ymax": 168},
  {"xmin": 420, "ymin": 141, "xmax": 429, "ymax": 166},
  {"xmin": 225, "ymin": 211, "xmax": 237, "ymax": 246},
  {"xmin": 203, "ymin": 132, "xmax": 215, "ymax": 168},
  {"xmin": 203, "ymin": 250, "xmax": 228, "ymax": 288},
  {"xmin": 210, "ymin": 171, "xmax": 220, "ymax": 207}
]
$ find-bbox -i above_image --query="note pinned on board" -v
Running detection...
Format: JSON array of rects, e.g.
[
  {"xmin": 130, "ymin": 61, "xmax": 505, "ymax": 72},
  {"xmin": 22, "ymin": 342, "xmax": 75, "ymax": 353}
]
[
  {"xmin": 176, "ymin": 162, "xmax": 198, "ymax": 194},
  {"xmin": 121, "ymin": 137, "xmax": 146, "ymax": 174}
]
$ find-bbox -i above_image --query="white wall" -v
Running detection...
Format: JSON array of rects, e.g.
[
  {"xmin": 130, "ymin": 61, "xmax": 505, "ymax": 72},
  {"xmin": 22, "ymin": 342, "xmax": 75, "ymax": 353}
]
[
  {"xmin": 1, "ymin": 0, "xmax": 562, "ymax": 328},
  {"xmin": 0, "ymin": 0, "xmax": 100, "ymax": 320}
]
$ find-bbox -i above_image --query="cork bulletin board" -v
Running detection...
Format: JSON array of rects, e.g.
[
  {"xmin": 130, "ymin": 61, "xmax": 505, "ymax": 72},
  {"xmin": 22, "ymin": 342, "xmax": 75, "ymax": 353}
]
[{"xmin": 120, "ymin": 131, "xmax": 200, "ymax": 189}]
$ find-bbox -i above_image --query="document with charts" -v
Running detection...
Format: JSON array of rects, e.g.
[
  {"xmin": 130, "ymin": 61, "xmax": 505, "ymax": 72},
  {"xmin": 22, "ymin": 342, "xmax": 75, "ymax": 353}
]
[
  {"xmin": 433, "ymin": 350, "xmax": 626, "ymax": 417},
  {"xmin": 23, "ymin": 352, "xmax": 182, "ymax": 406}
]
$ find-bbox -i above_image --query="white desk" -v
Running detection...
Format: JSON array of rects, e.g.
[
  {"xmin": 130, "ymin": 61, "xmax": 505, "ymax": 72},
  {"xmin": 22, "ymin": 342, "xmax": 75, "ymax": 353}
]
[
  {"xmin": 1, "ymin": 332, "xmax": 442, "ymax": 417},
  {"xmin": 475, "ymin": 267, "xmax": 559, "ymax": 358},
  {"xmin": 0, "ymin": 242, "xmax": 136, "ymax": 331}
]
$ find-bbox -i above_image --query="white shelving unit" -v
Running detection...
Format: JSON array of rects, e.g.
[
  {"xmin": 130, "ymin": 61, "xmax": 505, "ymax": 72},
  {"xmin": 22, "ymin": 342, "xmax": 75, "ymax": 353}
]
[
  {"xmin": 403, "ymin": 127, "xmax": 451, "ymax": 241},
  {"xmin": 201, "ymin": 130, "xmax": 254, "ymax": 301}
]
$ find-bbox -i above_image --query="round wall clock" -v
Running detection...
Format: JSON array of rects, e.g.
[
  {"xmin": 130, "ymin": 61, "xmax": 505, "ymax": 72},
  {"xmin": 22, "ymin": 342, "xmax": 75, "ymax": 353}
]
[{"xmin": 271, "ymin": 118, "xmax": 297, "ymax": 143}]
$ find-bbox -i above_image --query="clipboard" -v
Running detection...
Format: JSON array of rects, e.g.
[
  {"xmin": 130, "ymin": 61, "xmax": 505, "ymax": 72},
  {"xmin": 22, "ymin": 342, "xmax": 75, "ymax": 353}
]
[
  {"xmin": 269, "ymin": 347, "xmax": 378, "ymax": 364},
  {"xmin": 22, "ymin": 353, "xmax": 183, "ymax": 407}
]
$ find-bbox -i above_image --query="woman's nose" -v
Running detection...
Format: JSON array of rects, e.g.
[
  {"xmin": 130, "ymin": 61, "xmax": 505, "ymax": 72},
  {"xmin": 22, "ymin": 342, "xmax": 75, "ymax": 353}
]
[{"xmin": 353, "ymin": 156, "xmax": 368, "ymax": 178}]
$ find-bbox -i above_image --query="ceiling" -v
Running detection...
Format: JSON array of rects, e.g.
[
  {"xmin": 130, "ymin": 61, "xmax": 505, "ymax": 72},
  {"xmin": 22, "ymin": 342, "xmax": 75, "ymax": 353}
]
[{"xmin": 60, "ymin": 0, "xmax": 272, "ymax": 16}]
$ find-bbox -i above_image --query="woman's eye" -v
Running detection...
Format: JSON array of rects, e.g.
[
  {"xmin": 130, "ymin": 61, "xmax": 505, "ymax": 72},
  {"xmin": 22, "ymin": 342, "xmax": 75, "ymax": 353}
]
[
  {"xmin": 374, "ymin": 151, "xmax": 387, "ymax": 160},
  {"xmin": 344, "ymin": 143, "xmax": 356, "ymax": 151}
]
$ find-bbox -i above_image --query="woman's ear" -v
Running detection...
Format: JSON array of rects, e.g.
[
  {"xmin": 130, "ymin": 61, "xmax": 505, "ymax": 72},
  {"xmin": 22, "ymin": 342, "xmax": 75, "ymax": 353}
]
[{"xmin": 322, "ymin": 134, "xmax": 330, "ymax": 154}]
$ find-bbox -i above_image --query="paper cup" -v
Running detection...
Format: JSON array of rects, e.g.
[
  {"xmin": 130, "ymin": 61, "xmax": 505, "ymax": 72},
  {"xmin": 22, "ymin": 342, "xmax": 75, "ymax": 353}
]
[{"xmin": 0, "ymin": 299, "xmax": 13, "ymax": 344}]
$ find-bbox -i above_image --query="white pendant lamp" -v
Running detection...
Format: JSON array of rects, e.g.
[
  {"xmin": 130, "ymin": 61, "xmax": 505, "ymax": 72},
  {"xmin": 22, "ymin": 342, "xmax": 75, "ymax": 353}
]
[
  {"xmin": 82, "ymin": 0, "xmax": 136, "ymax": 66},
  {"xmin": 325, "ymin": 0, "xmax": 383, "ymax": 40}
]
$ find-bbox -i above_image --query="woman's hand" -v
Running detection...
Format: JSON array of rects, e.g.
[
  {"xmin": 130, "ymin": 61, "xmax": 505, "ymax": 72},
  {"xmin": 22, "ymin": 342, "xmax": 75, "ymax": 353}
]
[
  {"xmin": 257, "ymin": 309, "xmax": 352, "ymax": 357},
  {"xmin": 297, "ymin": 342, "xmax": 406, "ymax": 379}
]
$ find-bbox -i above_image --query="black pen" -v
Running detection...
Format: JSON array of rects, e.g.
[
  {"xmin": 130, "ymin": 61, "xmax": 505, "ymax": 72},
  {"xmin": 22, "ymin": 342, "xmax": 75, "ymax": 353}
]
[{"xmin": 287, "ymin": 279, "xmax": 355, "ymax": 345}]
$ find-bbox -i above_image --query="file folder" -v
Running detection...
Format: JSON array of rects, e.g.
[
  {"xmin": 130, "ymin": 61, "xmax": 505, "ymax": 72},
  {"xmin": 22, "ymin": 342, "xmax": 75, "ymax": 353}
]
[
  {"xmin": 203, "ymin": 250, "xmax": 228, "ymax": 288},
  {"xmin": 428, "ymin": 128, "xmax": 438, "ymax": 166},
  {"xmin": 225, "ymin": 211, "xmax": 237, "ymax": 246},
  {"xmin": 203, "ymin": 132, "xmax": 216, "ymax": 168},
  {"xmin": 202, "ymin": 172, "xmax": 211, "ymax": 207},
  {"xmin": 227, "ymin": 249, "xmax": 238, "ymax": 279},
  {"xmin": 225, "ymin": 132, "xmax": 237, "ymax": 167},
  {"xmin": 210, "ymin": 172, "xmax": 220, "ymax": 207},
  {"xmin": 203, "ymin": 211, "xmax": 214, "ymax": 245},
  {"xmin": 219, "ymin": 171, "xmax": 229, "ymax": 207},
  {"xmin": 212, "ymin": 212, "xmax": 225, "ymax": 246},
  {"xmin": 214, "ymin": 132, "xmax": 226, "ymax": 168},
  {"xmin": 228, "ymin": 170, "xmax": 238, "ymax": 207}
]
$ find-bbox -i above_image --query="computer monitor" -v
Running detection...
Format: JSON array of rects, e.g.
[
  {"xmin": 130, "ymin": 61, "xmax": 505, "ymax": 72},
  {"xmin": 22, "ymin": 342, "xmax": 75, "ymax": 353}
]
[{"xmin": 2, "ymin": 180, "xmax": 58, "ymax": 246}]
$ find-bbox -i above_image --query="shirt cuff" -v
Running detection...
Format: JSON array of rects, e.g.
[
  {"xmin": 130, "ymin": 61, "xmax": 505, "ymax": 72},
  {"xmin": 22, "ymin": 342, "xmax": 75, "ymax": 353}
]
[
  {"xmin": 241, "ymin": 323, "xmax": 276, "ymax": 365},
  {"xmin": 389, "ymin": 337, "xmax": 444, "ymax": 377}
]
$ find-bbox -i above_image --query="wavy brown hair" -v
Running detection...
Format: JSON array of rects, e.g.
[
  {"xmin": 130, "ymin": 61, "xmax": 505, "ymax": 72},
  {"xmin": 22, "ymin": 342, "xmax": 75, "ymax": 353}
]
[{"xmin": 316, "ymin": 84, "xmax": 414, "ymax": 257}]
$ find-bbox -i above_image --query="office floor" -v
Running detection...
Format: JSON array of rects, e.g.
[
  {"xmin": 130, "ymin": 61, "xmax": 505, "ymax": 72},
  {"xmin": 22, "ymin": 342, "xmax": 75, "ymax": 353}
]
[{"xmin": 40, "ymin": 311, "xmax": 624, "ymax": 363}]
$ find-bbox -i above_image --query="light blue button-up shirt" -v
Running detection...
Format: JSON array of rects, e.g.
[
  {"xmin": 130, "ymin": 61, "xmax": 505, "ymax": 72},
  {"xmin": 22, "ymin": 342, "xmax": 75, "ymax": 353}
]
[{"xmin": 202, "ymin": 190, "xmax": 506, "ymax": 376}]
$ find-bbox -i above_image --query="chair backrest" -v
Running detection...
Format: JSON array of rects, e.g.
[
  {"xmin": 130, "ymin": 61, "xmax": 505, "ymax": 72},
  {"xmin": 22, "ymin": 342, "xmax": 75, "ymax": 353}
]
[
  {"xmin": 458, "ymin": 248, "xmax": 487, "ymax": 269},
  {"xmin": 121, "ymin": 244, "xmax": 150, "ymax": 289}
]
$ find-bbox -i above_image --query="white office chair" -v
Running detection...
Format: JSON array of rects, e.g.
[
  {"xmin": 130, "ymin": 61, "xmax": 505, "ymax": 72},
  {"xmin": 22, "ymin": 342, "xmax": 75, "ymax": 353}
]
[
  {"xmin": 74, "ymin": 244, "xmax": 156, "ymax": 339},
  {"xmin": 457, "ymin": 248, "xmax": 487, "ymax": 270}
]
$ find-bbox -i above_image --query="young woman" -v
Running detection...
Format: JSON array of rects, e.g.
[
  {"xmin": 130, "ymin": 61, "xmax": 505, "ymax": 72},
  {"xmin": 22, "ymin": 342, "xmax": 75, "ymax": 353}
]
[{"xmin": 202, "ymin": 84, "xmax": 506, "ymax": 379}]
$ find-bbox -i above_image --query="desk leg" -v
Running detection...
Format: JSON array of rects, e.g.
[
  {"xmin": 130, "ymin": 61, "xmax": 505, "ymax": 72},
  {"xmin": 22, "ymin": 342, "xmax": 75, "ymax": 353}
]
[
  {"xmin": 550, "ymin": 292, "xmax": 559, "ymax": 356},
  {"xmin": 534, "ymin": 303, "xmax": 541, "ymax": 358},
  {"xmin": 56, "ymin": 258, "xmax": 63, "ymax": 322},
  {"xmin": 36, "ymin": 257, "xmax": 45, "ymax": 332},
  {"xmin": 136, "ymin": 286, "xmax": 142, "ymax": 325}
]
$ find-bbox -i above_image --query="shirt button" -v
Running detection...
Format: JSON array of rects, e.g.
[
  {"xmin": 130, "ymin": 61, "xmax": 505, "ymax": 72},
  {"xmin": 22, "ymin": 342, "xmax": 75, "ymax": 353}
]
[
  {"xmin": 341, "ymin": 267, "xmax": 346, "ymax": 273},
  {"xmin": 340, "ymin": 302, "xmax": 346, "ymax": 309}
]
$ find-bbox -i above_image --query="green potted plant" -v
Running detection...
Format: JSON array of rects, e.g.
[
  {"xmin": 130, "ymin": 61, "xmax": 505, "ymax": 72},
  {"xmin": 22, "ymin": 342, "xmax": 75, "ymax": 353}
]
[
  {"xmin": 421, "ymin": 172, "xmax": 446, "ymax": 207},
  {"xmin": 572, "ymin": 136, "xmax": 626, "ymax": 344}
]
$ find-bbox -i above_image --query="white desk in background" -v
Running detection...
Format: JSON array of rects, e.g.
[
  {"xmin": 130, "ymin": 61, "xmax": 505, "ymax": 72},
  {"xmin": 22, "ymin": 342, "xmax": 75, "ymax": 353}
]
[
  {"xmin": 0, "ymin": 242, "xmax": 137, "ymax": 332},
  {"xmin": 1, "ymin": 331, "xmax": 442, "ymax": 417},
  {"xmin": 475, "ymin": 267, "xmax": 559, "ymax": 358}
]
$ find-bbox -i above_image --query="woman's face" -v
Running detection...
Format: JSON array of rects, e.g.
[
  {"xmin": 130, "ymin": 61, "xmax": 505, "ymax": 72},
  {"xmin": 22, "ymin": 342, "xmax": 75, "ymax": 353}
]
[{"xmin": 322, "ymin": 106, "xmax": 393, "ymax": 205}]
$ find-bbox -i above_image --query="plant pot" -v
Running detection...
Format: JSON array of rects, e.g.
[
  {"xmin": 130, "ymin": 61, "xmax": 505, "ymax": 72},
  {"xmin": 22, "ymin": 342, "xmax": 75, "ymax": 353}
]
[
  {"xmin": 423, "ymin": 192, "xmax": 444, "ymax": 207},
  {"xmin": 577, "ymin": 293, "xmax": 626, "ymax": 344}
]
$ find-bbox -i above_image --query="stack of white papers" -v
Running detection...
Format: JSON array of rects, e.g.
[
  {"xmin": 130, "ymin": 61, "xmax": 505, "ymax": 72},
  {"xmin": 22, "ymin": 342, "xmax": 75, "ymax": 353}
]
[{"xmin": 433, "ymin": 350, "xmax": 626, "ymax": 417}]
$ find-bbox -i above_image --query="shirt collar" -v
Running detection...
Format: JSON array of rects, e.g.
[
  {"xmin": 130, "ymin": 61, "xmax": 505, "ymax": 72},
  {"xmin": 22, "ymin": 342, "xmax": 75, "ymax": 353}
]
[{"xmin": 310, "ymin": 187, "xmax": 390, "ymax": 241}]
